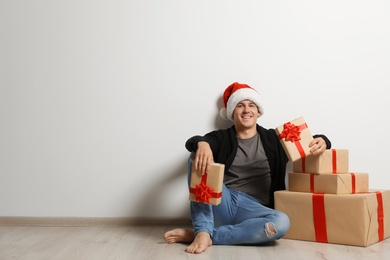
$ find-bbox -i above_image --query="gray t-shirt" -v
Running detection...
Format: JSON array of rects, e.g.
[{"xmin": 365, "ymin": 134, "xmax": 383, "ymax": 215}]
[{"xmin": 224, "ymin": 133, "xmax": 271, "ymax": 205}]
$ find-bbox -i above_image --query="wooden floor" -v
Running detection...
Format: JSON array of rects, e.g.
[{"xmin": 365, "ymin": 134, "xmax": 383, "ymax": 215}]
[{"xmin": 1, "ymin": 225, "xmax": 390, "ymax": 260}]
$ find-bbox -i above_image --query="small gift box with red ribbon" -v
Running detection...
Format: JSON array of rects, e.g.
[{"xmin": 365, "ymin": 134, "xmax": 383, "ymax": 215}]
[
  {"xmin": 288, "ymin": 172, "xmax": 369, "ymax": 194},
  {"xmin": 189, "ymin": 162, "xmax": 224, "ymax": 205},
  {"xmin": 293, "ymin": 149, "xmax": 349, "ymax": 174},
  {"xmin": 275, "ymin": 190, "xmax": 390, "ymax": 247},
  {"xmin": 275, "ymin": 117, "xmax": 314, "ymax": 162}
]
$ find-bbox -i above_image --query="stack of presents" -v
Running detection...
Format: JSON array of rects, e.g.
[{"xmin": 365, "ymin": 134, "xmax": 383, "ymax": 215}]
[
  {"xmin": 275, "ymin": 117, "xmax": 389, "ymax": 247},
  {"xmin": 188, "ymin": 116, "xmax": 389, "ymax": 247}
]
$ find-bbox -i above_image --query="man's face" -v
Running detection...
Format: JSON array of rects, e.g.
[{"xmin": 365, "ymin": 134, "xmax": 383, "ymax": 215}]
[{"xmin": 232, "ymin": 100, "xmax": 260, "ymax": 128}]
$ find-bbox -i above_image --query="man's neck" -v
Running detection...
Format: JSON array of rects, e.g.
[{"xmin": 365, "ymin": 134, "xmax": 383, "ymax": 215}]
[{"xmin": 235, "ymin": 126, "xmax": 257, "ymax": 139}]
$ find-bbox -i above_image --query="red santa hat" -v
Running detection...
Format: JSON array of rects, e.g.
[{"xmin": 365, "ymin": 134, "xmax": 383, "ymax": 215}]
[{"xmin": 219, "ymin": 82, "xmax": 264, "ymax": 121}]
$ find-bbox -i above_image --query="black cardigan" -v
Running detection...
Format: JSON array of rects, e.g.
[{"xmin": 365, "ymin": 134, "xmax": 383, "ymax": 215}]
[{"xmin": 185, "ymin": 124, "xmax": 331, "ymax": 208}]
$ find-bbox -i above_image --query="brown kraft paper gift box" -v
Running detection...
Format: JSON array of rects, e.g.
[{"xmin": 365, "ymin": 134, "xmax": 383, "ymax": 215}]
[
  {"xmin": 293, "ymin": 149, "xmax": 349, "ymax": 174},
  {"xmin": 275, "ymin": 117, "xmax": 314, "ymax": 162},
  {"xmin": 189, "ymin": 162, "xmax": 224, "ymax": 205},
  {"xmin": 288, "ymin": 172, "xmax": 369, "ymax": 194},
  {"xmin": 274, "ymin": 190, "xmax": 390, "ymax": 247}
]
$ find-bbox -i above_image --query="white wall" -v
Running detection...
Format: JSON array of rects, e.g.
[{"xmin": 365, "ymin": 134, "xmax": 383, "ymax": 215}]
[{"xmin": 1, "ymin": 0, "xmax": 389, "ymax": 218}]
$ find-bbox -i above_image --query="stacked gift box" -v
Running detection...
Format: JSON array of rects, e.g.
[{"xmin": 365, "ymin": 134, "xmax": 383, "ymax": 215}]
[{"xmin": 275, "ymin": 117, "xmax": 390, "ymax": 247}]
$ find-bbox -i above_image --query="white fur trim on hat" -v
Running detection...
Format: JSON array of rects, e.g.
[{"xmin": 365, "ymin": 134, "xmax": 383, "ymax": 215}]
[{"xmin": 219, "ymin": 107, "xmax": 228, "ymax": 120}]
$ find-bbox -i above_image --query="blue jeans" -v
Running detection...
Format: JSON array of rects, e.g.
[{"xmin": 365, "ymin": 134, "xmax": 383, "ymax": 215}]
[{"xmin": 188, "ymin": 157, "xmax": 290, "ymax": 245}]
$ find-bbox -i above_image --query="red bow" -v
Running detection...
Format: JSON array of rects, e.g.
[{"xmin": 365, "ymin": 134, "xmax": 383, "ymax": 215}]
[
  {"xmin": 194, "ymin": 179, "xmax": 215, "ymax": 203},
  {"xmin": 279, "ymin": 122, "xmax": 302, "ymax": 142}
]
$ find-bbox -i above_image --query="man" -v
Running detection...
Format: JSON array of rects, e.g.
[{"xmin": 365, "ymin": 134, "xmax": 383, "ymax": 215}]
[{"xmin": 164, "ymin": 82, "xmax": 331, "ymax": 254}]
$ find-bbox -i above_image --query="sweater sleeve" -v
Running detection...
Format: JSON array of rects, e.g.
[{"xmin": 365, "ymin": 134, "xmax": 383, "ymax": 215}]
[{"xmin": 185, "ymin": 135, "xmax": 207, "ymax": 152}]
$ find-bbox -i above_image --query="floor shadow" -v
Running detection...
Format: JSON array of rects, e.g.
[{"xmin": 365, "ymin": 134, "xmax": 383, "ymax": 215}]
[
  {"xmin": 131, "ymin": 153, "xmax": 191, "ymax": 222},
  {"xmin": 131, "ymin": 96, "xmax": 232, "ymax": 223},
  {"xmin": 130, "ymin": 96, "xmax": 231, "ymax": 235}
]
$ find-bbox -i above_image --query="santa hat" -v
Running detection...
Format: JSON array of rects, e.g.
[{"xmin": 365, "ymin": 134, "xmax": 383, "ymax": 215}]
[{"xmin": 219, "ymin": 82, "xmax": 264, "ymax": 121}]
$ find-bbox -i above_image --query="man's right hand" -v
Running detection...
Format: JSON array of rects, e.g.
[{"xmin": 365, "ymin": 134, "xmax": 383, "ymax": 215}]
[{"xmin": 193, "ymin": 141, "xmax": 213, "ymax": 175}]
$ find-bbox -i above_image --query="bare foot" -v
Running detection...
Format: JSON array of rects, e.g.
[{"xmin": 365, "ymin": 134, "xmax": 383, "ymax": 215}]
[
  {"xmin": 185, "ymin": 231, "xmax": 212, "ymax": 254},
  {"xmin": 164, "ymin": 228, "xmax": 195, "ymax": 244}
]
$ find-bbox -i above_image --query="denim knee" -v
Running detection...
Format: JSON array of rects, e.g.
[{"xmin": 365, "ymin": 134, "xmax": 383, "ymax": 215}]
[{"xmin": 273, "ymin": 211, "xmax": 290, "ymax": 239}]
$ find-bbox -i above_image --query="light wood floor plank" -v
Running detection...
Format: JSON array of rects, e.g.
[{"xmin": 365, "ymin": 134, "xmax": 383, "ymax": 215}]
[{"xmin": 1, "ymin": 225, "xmax": 389, "ymax": 259}]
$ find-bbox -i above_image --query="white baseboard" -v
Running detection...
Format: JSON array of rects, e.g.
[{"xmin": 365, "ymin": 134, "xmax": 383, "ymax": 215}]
[{"xmin": 0, "ymin": 216, "xmax": 191, "ymax": 227}]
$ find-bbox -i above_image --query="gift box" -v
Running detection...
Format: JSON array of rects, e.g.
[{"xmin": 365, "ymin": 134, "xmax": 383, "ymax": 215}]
[
  {"xmin": 288, "ymin": 172, "xmax": 369, "ymax": 194},
  {"xmin": 293, "ymin": 149, "xmax": 349, "ymax": 174},
  {"xmin": 275, "ymin": 190, "xmax": 390, "ymax": 247},
  {"xmin": 189, "ymin": 162, "xmax": 224, "ymax": 205},
  {"xmin": 275, "ymin": 117, "xmax": 314, "ymax": 162}
]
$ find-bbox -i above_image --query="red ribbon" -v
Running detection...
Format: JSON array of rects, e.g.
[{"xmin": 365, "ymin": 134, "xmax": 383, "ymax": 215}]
[
  {"xmin": 312, "ymin": 193, "xmax": 328, "ymax": 243},
  {"xmin": 190, "ymin": 173, "xmax": 222, "ymax": 203},
  {"xmin": 301, "ymin": 157, "xmax": 306, "ymax": 173},
  {"xmin": 351, "ymin": 173, "xmax": 356, "ymax": 194},
  {"xmin": 332, "ymin": 149, "xmax": 337, "ymax": 173},
  {"xmin": 376, "ymin": 192, "xmax": 385, "ymax": 241},
  {"xmin": 360, "ymin": 191, "xmax": 385, "ymax": 241},
  {"xmin": 310, "ymin": 174, "xmax": 315, "ymax": 193},
  {"xmin": 279, "ymin": 122, "xmax": 308, "ymax": 159}
]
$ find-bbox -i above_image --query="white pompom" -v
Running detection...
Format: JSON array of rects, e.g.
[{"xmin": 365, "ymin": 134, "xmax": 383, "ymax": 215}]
[{"xmin": 219, "ymin": 107, "xmax": 228, "ymax": 120}]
